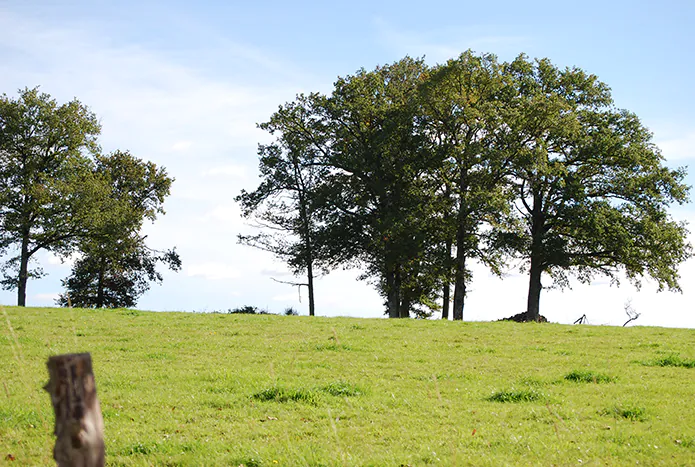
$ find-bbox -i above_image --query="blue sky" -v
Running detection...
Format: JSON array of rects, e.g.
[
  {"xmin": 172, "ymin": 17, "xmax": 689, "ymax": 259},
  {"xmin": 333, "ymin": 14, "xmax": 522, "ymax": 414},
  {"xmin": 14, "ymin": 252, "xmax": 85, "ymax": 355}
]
[{"xmin": 1, "ymin": 0, "xmax": 693, "ymax": 327}]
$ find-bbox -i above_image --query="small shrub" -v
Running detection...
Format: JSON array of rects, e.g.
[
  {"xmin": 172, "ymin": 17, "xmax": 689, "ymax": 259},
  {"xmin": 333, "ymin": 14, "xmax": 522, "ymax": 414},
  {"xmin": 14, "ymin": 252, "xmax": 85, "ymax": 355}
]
[
  {"xmin": 564, "ymin": 370, "xmax": 615, "ymax": 383},
  {"xmin": 284, "ymin": 307, "xmax": 299, "ymax": 316},
  {"xmin": 229, "ymin": 305, "xmax": 259, "ymax": 314},
  {"xmin": 487, "ymin": 388, "xmax": 544, "ymax": 403}
]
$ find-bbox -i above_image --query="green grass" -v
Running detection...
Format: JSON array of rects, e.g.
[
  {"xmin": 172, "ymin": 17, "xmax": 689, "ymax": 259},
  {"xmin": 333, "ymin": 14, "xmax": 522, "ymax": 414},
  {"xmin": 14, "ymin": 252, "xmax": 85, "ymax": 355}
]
[{"xmin": 1, "ymin": 306, "xmax": 695, "ymax": 465}]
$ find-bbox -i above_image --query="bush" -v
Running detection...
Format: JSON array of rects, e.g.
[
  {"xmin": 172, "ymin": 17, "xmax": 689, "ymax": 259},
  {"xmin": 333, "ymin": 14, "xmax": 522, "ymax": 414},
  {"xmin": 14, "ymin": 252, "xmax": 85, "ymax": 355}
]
[{"xmin": 228, "ymin": 305, "xmax": 259, "ymax": 314}]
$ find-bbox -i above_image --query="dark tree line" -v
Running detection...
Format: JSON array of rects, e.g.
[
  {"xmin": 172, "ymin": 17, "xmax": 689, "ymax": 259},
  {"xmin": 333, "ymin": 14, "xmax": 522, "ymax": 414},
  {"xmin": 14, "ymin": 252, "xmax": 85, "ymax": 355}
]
[
  {"xmin": 238, "ymin": 51, "xmax": 691, "ymax": 321},
  {"xmin": 0, "ymin": 87, "xmax": 180, "ymax": 308}
]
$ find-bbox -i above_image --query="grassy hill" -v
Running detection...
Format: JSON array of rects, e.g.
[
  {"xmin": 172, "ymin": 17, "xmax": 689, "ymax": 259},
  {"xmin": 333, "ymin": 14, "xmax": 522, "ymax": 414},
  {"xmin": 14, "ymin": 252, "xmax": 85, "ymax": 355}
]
[{"xmin": 1, "ymin": 306, "xmax": 695, "ymax": 466}]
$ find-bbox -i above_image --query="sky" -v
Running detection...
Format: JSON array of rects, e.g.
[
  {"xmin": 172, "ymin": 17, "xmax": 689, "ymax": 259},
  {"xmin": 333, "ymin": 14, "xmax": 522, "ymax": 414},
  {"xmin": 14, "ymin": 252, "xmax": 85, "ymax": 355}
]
[{"xmin": 0, "ymin": 0, "xmax": 694, "ymax": 327}]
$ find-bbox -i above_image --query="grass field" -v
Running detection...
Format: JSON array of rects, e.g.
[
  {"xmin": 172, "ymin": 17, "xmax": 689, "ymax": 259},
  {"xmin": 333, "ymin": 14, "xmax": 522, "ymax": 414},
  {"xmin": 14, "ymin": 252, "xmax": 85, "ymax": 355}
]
[{"xmin": 2, "ymin": 306, "xmax": 695, "ymax": 466}]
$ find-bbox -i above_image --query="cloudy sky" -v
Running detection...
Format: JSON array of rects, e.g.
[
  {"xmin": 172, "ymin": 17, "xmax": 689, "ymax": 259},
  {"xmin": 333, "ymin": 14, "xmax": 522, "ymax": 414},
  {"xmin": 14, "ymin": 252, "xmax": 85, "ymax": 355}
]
[{"xmin": 1, "ymin": 0, "xmax": 693, "ymax": 327}]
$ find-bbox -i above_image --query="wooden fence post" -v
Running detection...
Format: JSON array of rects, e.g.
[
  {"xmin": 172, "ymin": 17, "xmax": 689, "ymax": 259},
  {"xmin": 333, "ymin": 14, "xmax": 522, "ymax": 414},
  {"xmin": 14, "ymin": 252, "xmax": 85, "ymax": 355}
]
[{"xmin": 45, "ymin": 353, "xmax": 105, "ymax": 467}]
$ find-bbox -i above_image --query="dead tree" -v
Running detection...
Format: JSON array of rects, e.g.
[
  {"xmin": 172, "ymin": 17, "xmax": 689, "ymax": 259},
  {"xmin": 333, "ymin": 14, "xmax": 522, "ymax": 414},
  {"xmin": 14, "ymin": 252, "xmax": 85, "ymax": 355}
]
[
  {"xmin": 622, "ymin": 299, "xmax": 641, "ymax": 327},
  {"xmin": 45, "ymin": 353, "xmax": 105, "ymax": 467},
  {"xmin": 573, "ymin": 314, "xmax": 588, "ymax": 325}
]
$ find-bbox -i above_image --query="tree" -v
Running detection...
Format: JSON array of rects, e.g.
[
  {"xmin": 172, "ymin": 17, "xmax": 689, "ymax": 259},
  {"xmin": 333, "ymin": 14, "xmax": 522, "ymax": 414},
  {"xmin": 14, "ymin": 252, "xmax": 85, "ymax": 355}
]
[
  {"xmin": 316, "ymin": 57, "xmax": 444, "ymax": 318},
  {"xmin": 0, "ymin": 87, "xmax": 102, "ymax": 306},
  {"xmin": 420, "ymin": 51, "xmax": 513, "ymax": 320},
  {"xmin": 498, "ymin": 55, "xmax": 691, "ymax": 321},
  {"xmin": 56, "ymin": 151, "xmax": 180, "ymax": 308},
  {"xmin": 236, "ymin": 94, "xmax": 329, "ymax": 316}
]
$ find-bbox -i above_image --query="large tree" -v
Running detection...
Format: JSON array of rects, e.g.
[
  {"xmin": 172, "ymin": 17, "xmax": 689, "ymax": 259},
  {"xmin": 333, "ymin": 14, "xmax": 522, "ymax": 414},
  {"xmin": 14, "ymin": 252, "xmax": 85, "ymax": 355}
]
[
  {"xmin": 420, "ymin": 51, "xmax": 513, "ymax": 320},
  {"xmin": 0, "ymin": 87, "xmax": 103, "ymax": 306},
  {"xmin": 57, "ymin": 150, "xmax": 180, "ymax": 308},
  {"xmin": 316, "ymin": 57, "xmax": 445, "ymax": 318},
  {"xmin": 498, "ymin": 55, "xmax": 692, "ymax": 321},
  {"xmin": 236, "ymin": 94, "xmax": 329, "ymax": 316}
]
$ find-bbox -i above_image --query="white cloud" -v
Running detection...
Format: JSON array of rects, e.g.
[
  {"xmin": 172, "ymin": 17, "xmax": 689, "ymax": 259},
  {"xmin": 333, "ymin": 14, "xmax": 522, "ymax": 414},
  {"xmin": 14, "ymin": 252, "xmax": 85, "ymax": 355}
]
[
  {"xmin": 656, "ymin": 131, "xmax": 695, "ymax": 162},
  {"xmin": 203, "ymin": 205, "xmax": 242, "ymax": 225},
  {"xmin": 187, "ymin": 263, "xmax": 240, "ymax": 280},
  {"xmin": 203, "ymin": 165, "xmax": 248, "ymax": 178},
  {"xmin": 373, "ymin": 18, "xmax": 529, "ymax": 64},
  {"xmin": 272, "ymin": 293, "xmax": 300, "ymax": 302},
  {"xmin": 46, "ymin": 253, "xmax": 72, "ymax": 266},
  {"xmin": 32, "ymin": 293, "xmax": 60, "ymax": 302},
  {"xmin": 170, "ymin": 140, "xmax": 193, "ymax": 152}
]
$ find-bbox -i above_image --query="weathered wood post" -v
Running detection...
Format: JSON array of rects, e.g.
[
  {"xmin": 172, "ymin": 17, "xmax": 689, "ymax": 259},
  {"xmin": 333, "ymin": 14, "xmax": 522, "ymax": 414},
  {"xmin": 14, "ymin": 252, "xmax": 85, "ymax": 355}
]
[{"xmin": 45, "ymin": 353, "xmax": 105, "ymax": 467}]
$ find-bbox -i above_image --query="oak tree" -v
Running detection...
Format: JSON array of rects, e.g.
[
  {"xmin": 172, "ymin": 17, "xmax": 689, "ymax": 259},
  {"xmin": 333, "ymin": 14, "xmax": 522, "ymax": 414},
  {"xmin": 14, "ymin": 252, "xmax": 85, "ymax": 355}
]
[
  {"xmin": 0, "ymin": 87, "xmax": 102, "ymax": 306},
  {"xmin": 57, "ymin": 151, "xmax": 180, "ymax": 308},
  {"xmin": 498, "ymin": 56, "xmax": 691, "ymax": 321}
]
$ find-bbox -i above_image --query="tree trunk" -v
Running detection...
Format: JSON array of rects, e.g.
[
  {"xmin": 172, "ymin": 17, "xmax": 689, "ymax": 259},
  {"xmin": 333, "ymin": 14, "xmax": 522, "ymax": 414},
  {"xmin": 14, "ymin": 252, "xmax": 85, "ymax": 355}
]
[
  {"xmin": 452, "ymin": 253, "xmax": 466, "ymax": 321},
  {"xmin": 442, "ymin": 282, "xmax": 450, "ymax": 320},
  {"xmin": 306, "ymin": 257, "xmax": 315, "ymax": 317},
  {"xmin": 526, "ymin": 256, "xmax": 543, "ymax": 321},
  {"xmin": 398, "ymin": 290, "xmax": 411, "ymax": 318},
  {"xmin": 386, "ymin": 265, "xmax": 400, "ymax": 318},
  {"xmin": 442, "ymin": 237, "xmax": 452, "ymax": 320},
  {"xmin": 96, "ymin": 257, "xmax": 106, "ymax": 309},
  {"xmin": 17, "ymin": 233, "xmax": 30, "ymax": 307},
  {"xmin": 44, "ymin": 353, "xmax": 105, "ymax": 467},
  {"xmin": 452, "ymin": 164, "xmax": 469, "ymax": 321},
  {"xmin": 526, "ymin": 190, "xmax": 545, "ymax": 322}
]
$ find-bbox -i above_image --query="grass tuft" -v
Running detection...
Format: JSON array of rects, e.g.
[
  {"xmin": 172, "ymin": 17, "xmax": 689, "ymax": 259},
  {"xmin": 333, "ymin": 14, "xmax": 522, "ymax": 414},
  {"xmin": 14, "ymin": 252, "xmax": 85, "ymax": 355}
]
[
  {"xmin": 252, "ymin": 386, "xmax": 317, "ymax": 404},
  {"xmin": 315, "ymin": 343, "xmax": 352, "ymax": 351},
  {"xmin": 676, "ymin": 437, "xmax": 695, "ymax": 449},
  {"xmin": 564, "ymin": 370, "xmax": 615, "ymax": 383},
  {"xmin": 602, "ymin": 405, "xmax": 648, "ymax": 421},
  {"xmin": 319, "ymin": 381, "xmax": 364, "ymax": 397},
  {"xmin": 644, "ymin": 354, "xmax": 695, "ymax": 368},
  {"xmin": 231, "ymin": 458, "xmax": 265, "ymax": 467},
  {"xmin": 487, "ymin": 388, "xmax": 544, "ymax": 403}
]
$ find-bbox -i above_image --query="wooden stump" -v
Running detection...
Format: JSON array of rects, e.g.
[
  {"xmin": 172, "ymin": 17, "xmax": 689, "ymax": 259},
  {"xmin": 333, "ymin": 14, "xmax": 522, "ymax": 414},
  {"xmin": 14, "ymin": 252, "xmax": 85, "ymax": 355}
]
[{"xmin": 45, "ymin": 353, "xmax": 105, "ymax": 467}]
